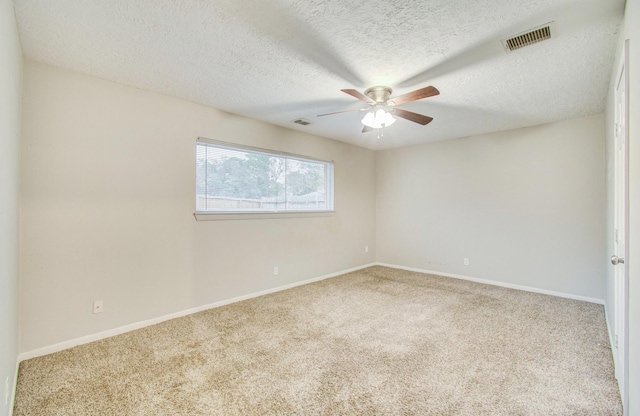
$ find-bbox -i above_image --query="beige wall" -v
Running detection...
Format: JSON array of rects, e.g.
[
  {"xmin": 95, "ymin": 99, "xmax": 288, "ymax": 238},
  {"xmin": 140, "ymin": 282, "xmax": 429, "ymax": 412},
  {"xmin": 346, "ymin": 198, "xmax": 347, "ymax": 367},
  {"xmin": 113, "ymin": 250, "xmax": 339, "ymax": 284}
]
[
  {"xmin": 19, "ymin": 47, "xmax": 617, "ymax": 401},
  {"xmin": 20, "ymin": 61, "xmax": 376, "ymax": 353},
  {"xmin": 376, "ymin": 115, "xmax": 606, "ymax": 300},
  {"xmin": 605, "ymin": 0, "xmax": 640, "ymax": 412},
  {"xmin": 0, "ymin": 0, "xmax": 22, "ymax": 414}
]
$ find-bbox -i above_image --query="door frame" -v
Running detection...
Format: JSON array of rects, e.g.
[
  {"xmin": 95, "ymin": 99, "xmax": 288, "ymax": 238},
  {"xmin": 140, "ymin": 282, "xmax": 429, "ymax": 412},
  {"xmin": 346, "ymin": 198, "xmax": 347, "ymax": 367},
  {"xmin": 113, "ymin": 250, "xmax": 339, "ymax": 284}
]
[{"xmin": 612, "ymin": 38, "xmax": 629, "ymax": 414}]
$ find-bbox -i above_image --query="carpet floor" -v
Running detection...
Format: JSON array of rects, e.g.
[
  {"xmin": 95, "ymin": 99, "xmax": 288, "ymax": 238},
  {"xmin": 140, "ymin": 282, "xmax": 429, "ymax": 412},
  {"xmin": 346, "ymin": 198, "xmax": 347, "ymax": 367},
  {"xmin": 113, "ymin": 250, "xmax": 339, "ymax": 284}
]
[{"xmin": 14, "ymin": 266, "xmax": 622, "ymax": 415}]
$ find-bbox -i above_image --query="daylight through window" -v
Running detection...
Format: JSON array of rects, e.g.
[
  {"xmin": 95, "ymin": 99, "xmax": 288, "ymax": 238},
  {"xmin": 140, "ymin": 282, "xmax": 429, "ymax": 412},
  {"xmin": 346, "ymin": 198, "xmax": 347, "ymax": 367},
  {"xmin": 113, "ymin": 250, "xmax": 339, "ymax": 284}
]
[{"xmin": 196, "ymin": 139, "xmax": 334, "ymax": 213}]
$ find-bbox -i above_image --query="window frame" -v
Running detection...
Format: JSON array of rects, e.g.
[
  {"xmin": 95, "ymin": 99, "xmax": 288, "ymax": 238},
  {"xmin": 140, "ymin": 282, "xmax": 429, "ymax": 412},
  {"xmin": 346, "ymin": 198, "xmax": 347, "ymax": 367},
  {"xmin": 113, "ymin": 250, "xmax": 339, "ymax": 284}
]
[{"xmin": 194, "ymin": 138, "xmax": 335, "ymax": 220}]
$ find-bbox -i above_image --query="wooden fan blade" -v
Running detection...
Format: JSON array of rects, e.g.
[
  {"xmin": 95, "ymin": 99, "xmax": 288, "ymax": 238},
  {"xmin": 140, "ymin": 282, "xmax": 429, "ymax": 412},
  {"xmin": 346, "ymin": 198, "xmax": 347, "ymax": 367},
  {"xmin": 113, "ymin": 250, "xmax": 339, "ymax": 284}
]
[
  {"xmin": 362, "ymin": 125, "xmax": 373, "ymax": 133},
  {"xmin": 341, "ymin": 89, "xmax": 375, "ymax": 104},
  {"xmin": 317, "ymin": 109, "xmax": 362, "ymax": 117},
  {"xmin": 394, "ymin": 108, "xmax": 434, "ymax": 125},
  {"xmin": 390, "ymin": 86, "xmax": 439, "ymax": 106}
]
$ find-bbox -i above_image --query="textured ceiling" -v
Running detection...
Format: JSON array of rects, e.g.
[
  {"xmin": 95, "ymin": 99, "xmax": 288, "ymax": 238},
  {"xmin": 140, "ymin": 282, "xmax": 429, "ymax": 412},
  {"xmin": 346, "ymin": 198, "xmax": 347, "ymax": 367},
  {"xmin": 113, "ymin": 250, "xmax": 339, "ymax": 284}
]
[{"xmin": 14, "ymin": 0, "xmax": 624, "ymax": 150}]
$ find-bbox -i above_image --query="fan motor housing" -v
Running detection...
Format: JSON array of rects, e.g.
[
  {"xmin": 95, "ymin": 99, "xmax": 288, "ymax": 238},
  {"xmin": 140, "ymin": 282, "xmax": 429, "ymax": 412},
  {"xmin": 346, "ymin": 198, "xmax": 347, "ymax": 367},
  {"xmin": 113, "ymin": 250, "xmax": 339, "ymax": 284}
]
[{"xmin": 365, "ymin": 86, "xmax": 392, "ymax": 103}]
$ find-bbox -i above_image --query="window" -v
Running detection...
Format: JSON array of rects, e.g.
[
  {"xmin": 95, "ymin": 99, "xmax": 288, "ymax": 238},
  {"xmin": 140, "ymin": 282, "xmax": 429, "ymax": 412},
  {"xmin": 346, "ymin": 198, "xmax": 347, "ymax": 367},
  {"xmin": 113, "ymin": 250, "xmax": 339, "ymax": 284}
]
[{"xmin": 196, "ymin": 138, "xmax": 334, "ymax": 214}]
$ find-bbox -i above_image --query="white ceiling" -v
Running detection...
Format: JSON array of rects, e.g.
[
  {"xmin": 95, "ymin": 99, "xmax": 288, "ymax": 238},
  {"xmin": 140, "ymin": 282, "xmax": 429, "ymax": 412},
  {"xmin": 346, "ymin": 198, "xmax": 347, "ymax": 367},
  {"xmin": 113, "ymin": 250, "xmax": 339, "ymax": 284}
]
[{"xmin": 14, "ymin": 0, "xmax": 624, "ymax": 150}]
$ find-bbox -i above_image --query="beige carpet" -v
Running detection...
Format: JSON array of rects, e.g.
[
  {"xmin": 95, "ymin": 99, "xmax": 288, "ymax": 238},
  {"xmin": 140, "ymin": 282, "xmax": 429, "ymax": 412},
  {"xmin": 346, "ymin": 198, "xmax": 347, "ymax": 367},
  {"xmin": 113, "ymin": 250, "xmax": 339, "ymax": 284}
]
[{"xmin": 14, "ymin": 266, "xmax": 622, "ymax": 415}]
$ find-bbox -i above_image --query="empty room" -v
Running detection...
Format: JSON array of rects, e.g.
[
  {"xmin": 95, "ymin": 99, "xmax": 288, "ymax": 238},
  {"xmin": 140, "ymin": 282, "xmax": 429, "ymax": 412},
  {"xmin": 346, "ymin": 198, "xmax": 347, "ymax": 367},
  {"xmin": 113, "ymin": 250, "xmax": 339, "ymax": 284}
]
[{"xmin": 1, "ymin": 0, "xmax": 639, "ymax": 414}]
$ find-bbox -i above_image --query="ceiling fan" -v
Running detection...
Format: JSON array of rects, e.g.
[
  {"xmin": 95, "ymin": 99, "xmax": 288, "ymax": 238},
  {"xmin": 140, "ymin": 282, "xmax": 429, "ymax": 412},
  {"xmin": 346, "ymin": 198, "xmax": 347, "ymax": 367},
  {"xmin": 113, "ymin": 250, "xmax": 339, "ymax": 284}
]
[{"xmin": 317, "ymin": 85, "xmax": 439, "ymax": 137}]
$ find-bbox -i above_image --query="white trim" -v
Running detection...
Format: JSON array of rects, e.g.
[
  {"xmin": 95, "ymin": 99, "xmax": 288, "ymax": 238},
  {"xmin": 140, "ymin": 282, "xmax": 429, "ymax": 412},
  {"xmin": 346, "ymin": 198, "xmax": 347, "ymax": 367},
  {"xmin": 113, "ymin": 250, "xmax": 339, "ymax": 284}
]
[
  {"xmin": 18, "ymin": 263, "xmax": 376, "ymax": 362},
  {"xmin": 375, "ymin": 263, "xmax": 605, "ymax": 304},
  {"xmin": 604, "ymin": 303, "xmax": 618, "ymax": 363},
  {"xmin": 612, "ymin": 38, "xmax": 630, "ymax": 415},
  {"xmin": 8, "ymin": 357, "xmax": 19, "ymax": 416},
  {"xmin": 17, "ymin": 261, "xmax": 604, "ymax": 362},
  {"xmin": 197, "ymin": 137, "xmax": 333, "ymax": 164},
  {"xmin": 194, "ymin": 211, "xmax": 335, "ymax": 221}
]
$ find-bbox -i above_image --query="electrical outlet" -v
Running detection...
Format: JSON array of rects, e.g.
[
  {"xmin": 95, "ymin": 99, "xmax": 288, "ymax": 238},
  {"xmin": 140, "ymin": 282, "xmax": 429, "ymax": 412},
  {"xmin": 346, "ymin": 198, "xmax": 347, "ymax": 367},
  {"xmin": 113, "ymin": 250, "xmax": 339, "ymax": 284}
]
[
  {"xmin": 365, "ymin": 245, "xmax": 369, "ymax": 253},
  {"xmin": 273, "ymin": 266, "xmax": 279, "ymax": 275},
  {"xmin": 93, "ymin": 300, "xmax": 104, "ymax": 314},
  {"xmin": 464, "ymin": 258, "xmax": 470, "ymax": 266}
]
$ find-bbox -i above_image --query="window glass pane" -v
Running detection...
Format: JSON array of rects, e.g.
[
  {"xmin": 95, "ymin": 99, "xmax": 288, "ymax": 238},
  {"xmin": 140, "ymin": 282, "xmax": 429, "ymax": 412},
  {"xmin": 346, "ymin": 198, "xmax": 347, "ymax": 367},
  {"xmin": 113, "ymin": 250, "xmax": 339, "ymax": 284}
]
[
  {"xmin": 285, "ymin": 158, "xmax": 327, "ymax": 210},
  {"xmin": 196, "ymin": 140, "xmax": 333, "ymax": 213}
]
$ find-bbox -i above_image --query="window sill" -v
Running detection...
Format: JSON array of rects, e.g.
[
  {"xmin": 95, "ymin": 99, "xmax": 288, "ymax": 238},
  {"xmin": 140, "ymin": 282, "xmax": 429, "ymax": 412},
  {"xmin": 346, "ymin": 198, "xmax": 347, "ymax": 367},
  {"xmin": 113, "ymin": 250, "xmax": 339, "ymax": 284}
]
[{"xmin": 193, "ymin": 210, "xmax": 335, "ymax": 221}]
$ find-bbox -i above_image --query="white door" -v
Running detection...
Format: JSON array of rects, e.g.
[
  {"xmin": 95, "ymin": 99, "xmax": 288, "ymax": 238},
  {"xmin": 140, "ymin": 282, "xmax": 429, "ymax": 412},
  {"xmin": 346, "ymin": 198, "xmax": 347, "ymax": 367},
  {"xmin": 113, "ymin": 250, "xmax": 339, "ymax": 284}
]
[{"xmin": 612, "ymin": 39, "xmax": 629, "ymax": 413}]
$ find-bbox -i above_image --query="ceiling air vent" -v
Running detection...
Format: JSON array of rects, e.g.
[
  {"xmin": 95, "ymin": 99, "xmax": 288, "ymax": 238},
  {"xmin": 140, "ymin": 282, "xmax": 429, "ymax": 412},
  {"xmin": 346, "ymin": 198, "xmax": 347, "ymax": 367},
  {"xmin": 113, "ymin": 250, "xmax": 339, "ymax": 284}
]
[
  {"xmin": 502, "ymin": 23, "xmax": 553, "ymax": 52},
  {"xmin": 292, "ymin": 118, "xmax": 312, "ymax": 126}
]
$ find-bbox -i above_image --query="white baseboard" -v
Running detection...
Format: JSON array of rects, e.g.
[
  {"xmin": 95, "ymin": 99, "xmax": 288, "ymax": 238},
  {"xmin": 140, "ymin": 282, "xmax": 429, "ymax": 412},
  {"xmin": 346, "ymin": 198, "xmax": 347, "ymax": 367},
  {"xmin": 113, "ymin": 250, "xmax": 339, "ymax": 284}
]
[
  {"xmin": 18, "ymin": 263, "xmax": 376, "ymax": 362},
  {"xmin": 375, "ymin": 262, "xmax": 605, "ymax": 304},
  {"xmin": 17, "ymin": 261, "xmax": 603, "ymax": 363}
]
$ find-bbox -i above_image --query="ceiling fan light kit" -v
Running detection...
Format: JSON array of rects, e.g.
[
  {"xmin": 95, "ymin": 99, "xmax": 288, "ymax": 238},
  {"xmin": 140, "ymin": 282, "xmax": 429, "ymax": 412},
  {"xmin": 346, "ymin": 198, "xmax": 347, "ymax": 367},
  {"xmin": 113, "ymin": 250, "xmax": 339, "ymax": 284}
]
[
  {"xmin": 318, "ymin": 85, "xmax": 439, "ymax": 139},
  {"xmin": 361, "ymin": 107, "xmax": 396, "ymax": 129}
]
